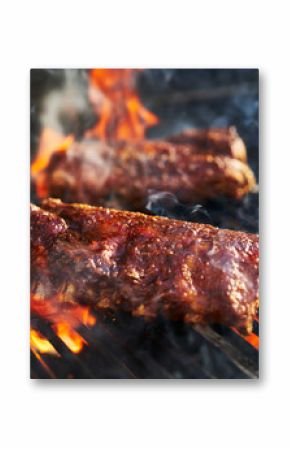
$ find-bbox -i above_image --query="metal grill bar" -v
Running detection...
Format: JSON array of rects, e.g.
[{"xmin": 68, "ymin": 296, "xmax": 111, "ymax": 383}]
[{"xmin": 194, "ymin": 325, "xmax": 258, "ymax": 379}]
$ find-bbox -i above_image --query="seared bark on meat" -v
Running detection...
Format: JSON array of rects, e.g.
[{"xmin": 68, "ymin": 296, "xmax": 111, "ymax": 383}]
[
  {"xmin": 40, "ymin": 139, "xmax": 256, "ymax": 208},
  {"xmin": 31, "ymin": 198, "xmax": 259, "ymax": 334},
  {"xmin": 168, "ymin": 127, "xmax": 247, "ymax": 161}
]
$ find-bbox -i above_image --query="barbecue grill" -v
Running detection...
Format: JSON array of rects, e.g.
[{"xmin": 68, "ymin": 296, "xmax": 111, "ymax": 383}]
[{"xmin": 30, "ymin": 69, "xmax": 259, "ymax": 379}]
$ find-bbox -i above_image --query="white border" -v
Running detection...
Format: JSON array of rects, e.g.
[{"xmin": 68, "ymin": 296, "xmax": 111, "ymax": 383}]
[{"xmin": 1, "ymin": 1, "xmax": 289, "ymax": 447}]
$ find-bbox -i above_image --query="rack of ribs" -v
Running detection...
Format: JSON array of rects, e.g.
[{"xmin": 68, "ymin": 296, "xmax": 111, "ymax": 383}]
[
  {"xmin": 37, "ymin": 139, "xmax": 256, "ymax": 208},
  {"xmin": 31, "ymin": 198, "xmax": 259, "ymax": 334}
]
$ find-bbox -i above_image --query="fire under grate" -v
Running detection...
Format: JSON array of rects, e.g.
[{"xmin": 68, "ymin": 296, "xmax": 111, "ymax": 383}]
[{"xmin": 31, "ymin": 310, "xmax": 259, "ymax": 379}]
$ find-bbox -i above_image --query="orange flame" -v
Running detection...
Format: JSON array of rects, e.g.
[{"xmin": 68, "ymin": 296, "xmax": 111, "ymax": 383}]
[
  {"xmin": 232, "ymin": 327, "xmax": 259, "ymax": 349},
  {"xmin": 30, "ymin": 329, "xmax": 59, "ymax": 355},
  {"xmin": 30, "ymin": 294, "xmax": 96, "ymax": 355},
  {"xmin": 86, "ymin": 69, "xmax": 158, "ymax": 141},
  {"xmin": 243, "ymin": 333, "xmax": 259, "ymax": 349},
  {"xmin": 52, "ymin": 322, "xmax": 86, "ymax": 354},
  {"xmin": 31, "ymin": 128, "xmax": 74, "ymax": 198}
]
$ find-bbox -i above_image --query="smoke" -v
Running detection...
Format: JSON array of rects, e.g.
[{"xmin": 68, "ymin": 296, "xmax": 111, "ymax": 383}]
[
  {"xmin": 31, "ymin": 69, "xmax": 96, "ymax": 151},
  {"xmin": 146, "ymin": 191, "xmax": 212, "ymax": 224},
  {"xmin": 43, "ymin": 70, "xmax": 92, "ymax": 133}
]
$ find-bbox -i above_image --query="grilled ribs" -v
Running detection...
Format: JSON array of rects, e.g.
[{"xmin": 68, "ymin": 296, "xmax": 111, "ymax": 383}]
[
  {"xmin": 168, "ymin": 127, "xmax": 247, "ymax": 161},
  {"xmin": 31, "ymin": 198, "xmax": 259, "ymax": 334},
  {"xmin": 38, "ymin": 139, "xmax": 256, "ymax": 208}
]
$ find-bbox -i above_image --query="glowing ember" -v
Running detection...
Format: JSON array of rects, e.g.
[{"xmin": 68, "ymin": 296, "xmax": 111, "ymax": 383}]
[
  {"xmin": 86, "ymin": 69, "xmax": 158, "ymax": 141},
  {"xmin": 30, "ymin": 294, "xmax": 96, "ymax": 355}
]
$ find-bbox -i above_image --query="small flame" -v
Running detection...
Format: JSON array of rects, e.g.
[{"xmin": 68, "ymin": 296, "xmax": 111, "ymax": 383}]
[
  {"xmin": 31, "ymin": 128, "xmax": 74, "ymax": 197},
  {"xmin": 30, "ymin": 293, "xmax": 96, "ymax": 355},
  {"xmin": 52, "ymin": 322, "xmax": 86, "ymax": 354},
  {"xmin": 243, "ymin": 333, "xmax": 259, "ymax": 349},
  {"xmin": 232, "ymin": 327, "xmax": 259, "ymax": 349},
  {"xmin": 86, "ymin": 69, "xmax": 158, "ymax": 141},
  {"xmin": 30, "ymin": 329, "xmax": 58, "ymax": 355}
]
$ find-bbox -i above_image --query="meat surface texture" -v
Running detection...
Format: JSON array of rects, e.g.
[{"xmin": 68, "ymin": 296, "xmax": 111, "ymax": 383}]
[
  {"xmin": 167, "ymin": 127, "xmax": 247, "ymax": 161},
  {"xmin": 41, "ymin": 139, "xmax": 256, "ymax": 208},
  {"xmin": 31, "ymin": 198, "xmax": 259, "ymax": 334}
]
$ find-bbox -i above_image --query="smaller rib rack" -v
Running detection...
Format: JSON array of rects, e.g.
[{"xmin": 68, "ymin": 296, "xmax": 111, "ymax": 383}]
[
  {"xmin": 168, "ymin": 127, "xmax": 247, "ymax": 161},
  {"xmin": 39, "ymin": 139, "xmax": 256, "ymax": 208}
]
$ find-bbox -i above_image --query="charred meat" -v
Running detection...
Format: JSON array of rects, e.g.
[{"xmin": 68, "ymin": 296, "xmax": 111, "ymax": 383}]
[
  {"xmin": 31, "ymin": 198, "xmax": 259, "ymax": 334},
  {"xmin": 37, "ymin": 139, "xmax": 256, "ymax": 208},
  {"xmin": 167, "ymin": 127, "xmax": 247, "ymax": 161}
]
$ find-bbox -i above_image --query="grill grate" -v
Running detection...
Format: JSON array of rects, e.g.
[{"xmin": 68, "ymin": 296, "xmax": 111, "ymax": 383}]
[{"xmin": 31, "ymin": 311, "xmax": 259, "ymax": 379}]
